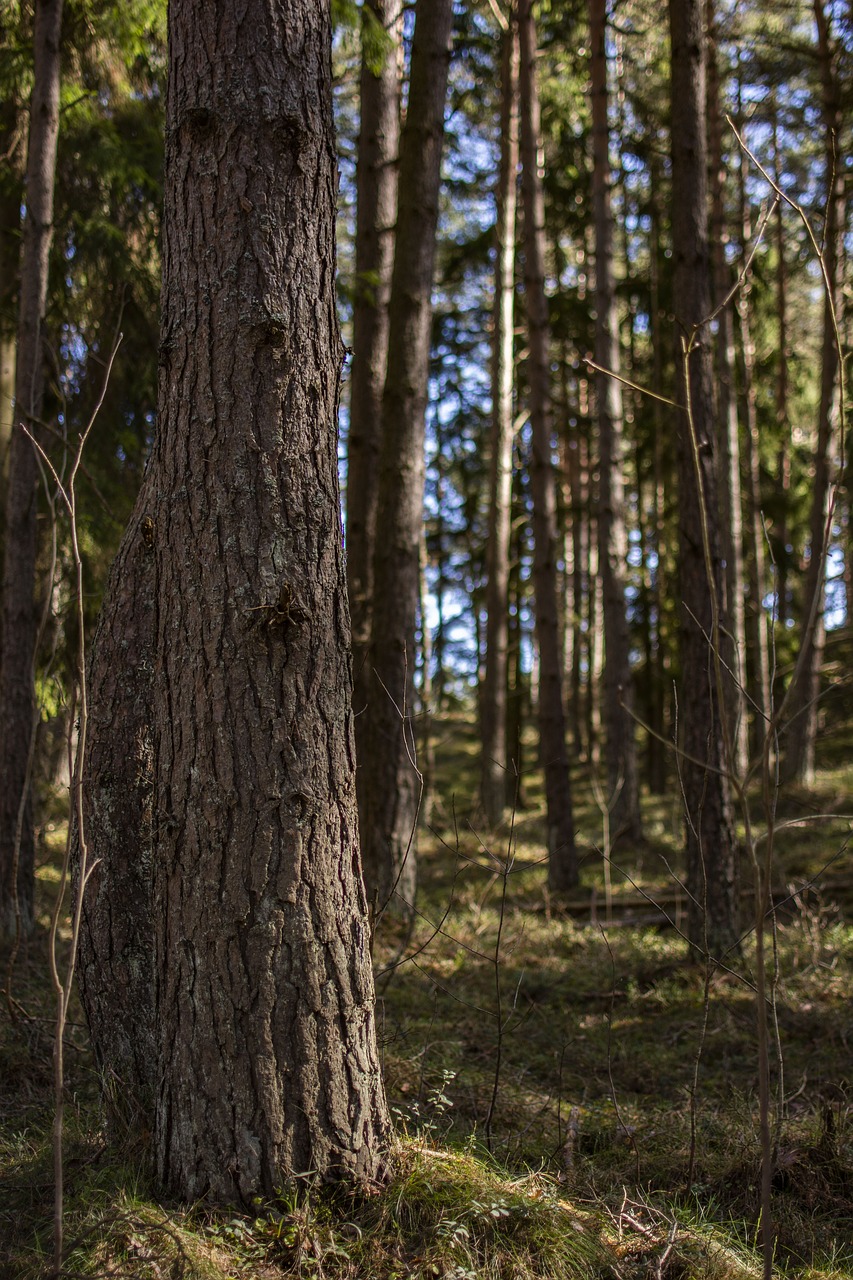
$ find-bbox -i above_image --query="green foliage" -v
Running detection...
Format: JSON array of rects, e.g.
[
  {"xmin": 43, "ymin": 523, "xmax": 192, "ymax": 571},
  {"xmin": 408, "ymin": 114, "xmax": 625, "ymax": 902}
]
[{"xmin": 332, "ymin": 0, "xmax": 394, "ymax": 76}]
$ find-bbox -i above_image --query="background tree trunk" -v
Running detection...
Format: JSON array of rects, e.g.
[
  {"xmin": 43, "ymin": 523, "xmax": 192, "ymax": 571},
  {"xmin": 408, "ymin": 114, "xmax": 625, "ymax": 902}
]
[
  {"xmin": 771, "ymin": 94, "xmax": 792, "ymax": 631},
  {"xmin": 347, "ymin": 0, "xmax": 402, "ymax": 842},
  {"xmin": 647, "ymin": 156, "xmax": 669, "ymax": 794},
  {"xmin": 669, "ymin": 0, "xmax": 739, "ymax": 959},
  {"xmin": 735, "ymin": 120, "xmax": 772, "ymax": 753},
  {"xmin": 589, "ymin": 0, "xmax": 641, "ymax": 842},
  {"xmin": 77, "ymin": 497, "xmax": 157, "ymax": 1129},
  {"xmin": 0, "ymin": 0, "xmax": 63, "ymax": 942},
  {"xmin": 481, "ymin": 14, "xmax": 519, "ymax": 828},
  {"xmin": 518, "ymin": 0, "xmax": 576, "ymax": 891},
  {"xmin": 0, "ymin": 92, "xmax": 24, "ymax": 523},
  {"xmin": 781, "ymin": 0, "xmax": 844, "ymax": 785},
  {"xmin": 706, "ymin": 0, "xmax": 749, "ymax": 778},
  {"xmin": 363, "ymin": 0, "xmax": 453, "ymax": 918}
]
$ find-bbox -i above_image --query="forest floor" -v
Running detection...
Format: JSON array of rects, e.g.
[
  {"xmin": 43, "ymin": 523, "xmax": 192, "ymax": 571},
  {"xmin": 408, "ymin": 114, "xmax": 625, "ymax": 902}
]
[{"xmin": 2, "ymin": 680, "xmax": 853, "ymax": 1278}]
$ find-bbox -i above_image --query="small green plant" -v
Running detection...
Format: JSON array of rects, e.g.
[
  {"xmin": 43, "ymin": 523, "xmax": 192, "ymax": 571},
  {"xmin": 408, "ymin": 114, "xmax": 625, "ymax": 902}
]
[{"xmin": 393, "ymin": 1067, "xmax": 458, "ymax": 1142}]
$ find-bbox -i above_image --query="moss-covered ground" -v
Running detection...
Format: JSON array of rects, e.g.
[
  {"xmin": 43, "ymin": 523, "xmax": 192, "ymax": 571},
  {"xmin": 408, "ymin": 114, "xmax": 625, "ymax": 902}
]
[{"xmin": 2, "ymin": 679, "xmax": 852, "ymax": 1278}]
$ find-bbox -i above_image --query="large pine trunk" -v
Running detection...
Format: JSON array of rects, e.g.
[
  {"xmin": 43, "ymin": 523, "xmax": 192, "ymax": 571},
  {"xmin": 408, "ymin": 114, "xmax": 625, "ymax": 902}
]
[
  {"xmin": 81, "ymin": 0, "xmax": 389, "ymax": 1203},
  {"xmin": 480, "ymin": 17, "xmax": 519, "ymax": 828},
  {"xmin": 346, "ymin": 0, "xmax": 402, "ymax": 840},
  {"xmin": 589, "ymin": 0, "xmax": 641, "ymax": 842},
  {"xmin": 0, "ymin": 0, "xmax": 63, "ymax": 942},
  {"xmin": 669, "ymin": 0, "xmax": 739, "ymax": 959},
  {"xmin": 362, "ymin": 0, "xmax": 453, "ymax": 917},
  {"xmin": 518, "ymin": 0, "xmax": 576, "ymax": 890}
]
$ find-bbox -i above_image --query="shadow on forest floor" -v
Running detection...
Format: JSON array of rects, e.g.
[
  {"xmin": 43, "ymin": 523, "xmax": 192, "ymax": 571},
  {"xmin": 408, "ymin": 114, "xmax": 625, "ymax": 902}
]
[{"xmin": 2, "ymin": 696, "xmax": 852, "ymax": 1279}]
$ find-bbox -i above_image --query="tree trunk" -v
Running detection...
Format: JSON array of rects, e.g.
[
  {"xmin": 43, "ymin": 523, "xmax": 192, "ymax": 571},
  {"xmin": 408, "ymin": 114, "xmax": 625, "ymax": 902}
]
[
  {"xmin": 83, "ymin": 0, "xmax": 390, "ymax": 1203},
  {"xmin": 418, "ymin": 527, "xmax": 435, "ymax": 829},
  {"xmin": 771, "ymin": 95, "xmax": 792, "ymax": 631},
  {"xmin": 77, "ymin": 497, "xmax": 158, "ymax": 1128},
  {"xmin": 506, "ymin": 480, "xmax": 529, "ymax": 808},
  {"xmin": 0, "ymin": 93, "xmax": 24, "ymax": 520},
  {"xmin": 735, "ymin": 107, "xmax": 772, "ymax": 752},
  {"xmin": 589, "ymin": 0, "xmax": 641, "ymax": 841},
  {"xmin": 432, "ymin": 429, "xmax": 448, "ymax": 709},
  {"xmin": 558, "ymin": 349, "xmax": 585, "ymax": 757},
  {"xmin": 346, "ymin": 0, "xmax": 402, "ymax": 842},
  {"xmin": 518, "ymin": 0, "xmax": 576, "ymax": 891},
  {"xmin": 669, "ymin": 0, "xmax": 739, "ymax": 959},
  {"xmin": 363, "ymin": 0, "xmax": 453, "ymax": 917},
  {"xmin": 647, "ymin": 155, "xmax": 669, "ymax": 794},
  {"xmin": 706, "ymin": 0, "xmax": 749, "ymax": 778},
  {"xmin": 0, "ymin": 0, "xmax": 63, "ymax": 942},
  {"xmin": 481, "ymin": 16, "xmax": 519, "ymax": 828},
  {"xmin": 781, "ymin": 0, "xmax": 844, "ymax": 785}
]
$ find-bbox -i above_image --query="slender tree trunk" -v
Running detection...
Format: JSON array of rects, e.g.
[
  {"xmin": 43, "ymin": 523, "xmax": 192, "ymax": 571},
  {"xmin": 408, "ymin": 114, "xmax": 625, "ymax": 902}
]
[
  {"xmin": 347, "ymin": 0, "xmax": 402, "ymax": 842},
  {"xmin": 706, "ymin": 0, "xmax": 748, "ymax": 777},
  {"xmin": 558, "ymin": 350, "xmax": 585, "ymax": 755},
  {"xmin": 77, "ymin": 497, "xmax": 158, "ymax": 1127},
  {"xmin": 0, "ymin": 0, "xmax": 63, "ymax": 942},
  {"xmin": 507, "ymin": 479, "xmax": 528, "ymax": 807},
  {"xmin": 432, "ymin": 431, "xmax": 448, "ymax": 710},
  {"xmin": 572, "ymin": 433, "xmax": 588, "ymax": 761},
  {"xmin": 735, "ymin": 116, "xmax": 772, "ymax": 749},
  {"xmin": 418, "ymin": 528, "xmax": 435, "ymax": 829},
  {"xmin": 481, "ymin": 15, "xmax": 519, "ymax": 827},
  {"xmin": 771, "ymin": 95, "xmax": 792, "ymax": 631},
  {"xmin": 648, "ymin": 156, "xmax": 669, "ymax": 794},
  {"xmin": 363, "ymin": 0, "xmax": 453, "ymax": 917},
  {"xmin": 782, "ymin": 1, "xmax": 844, "ymax": 785},
  {"xmin": 0, "ymin": 94, "xmax": 23, "ymax": 515},
  {"xmin": 669, "ymin": 0, "xmax": 739, "ymax": 959},
  {"xmin": 0, "ymin": 336, "xmax": 13, "ymax": 495},
  {"xmin": 589, "ymin": 0, "xmax": 641, "ymax": 840},
  {"xmin": 587, "ymin": 530, "xmax": 603, "ymax": 764},
  {"xmin": 518, "ymin": 0, "xmax": 576, "ymax": 891}
]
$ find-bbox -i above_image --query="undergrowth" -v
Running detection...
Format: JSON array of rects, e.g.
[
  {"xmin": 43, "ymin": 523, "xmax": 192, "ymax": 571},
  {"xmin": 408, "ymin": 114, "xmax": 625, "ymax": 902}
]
[{"xmin": 2, "ymin": 694, "xmax": 852, "ymax": 1278}]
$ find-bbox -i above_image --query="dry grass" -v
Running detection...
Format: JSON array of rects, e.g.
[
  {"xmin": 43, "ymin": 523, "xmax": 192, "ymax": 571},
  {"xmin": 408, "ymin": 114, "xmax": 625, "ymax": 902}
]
[{"xmin": 1, "ymin": 702, "xmax": 852, "ymax": 1278}]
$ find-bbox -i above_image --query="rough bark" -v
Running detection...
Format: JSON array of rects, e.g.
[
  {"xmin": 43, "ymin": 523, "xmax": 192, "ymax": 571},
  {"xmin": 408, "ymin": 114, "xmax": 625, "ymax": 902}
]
[
  {"xmin": 589, "ymin": 0, "xmax": 641, "ymax": 841},
  {"xmin": 518, "ymin": 0, "xmax": 576, "ymax": 891},
  {"xmin": 706, "ymin": 0, "xmax": 748, "ymax": 778},
  {"xmin": 0, "ymin": 0, "xmax": 63, "ymax": 942},
  {"xmin": 83, "ymin": 0, "xmax": 390, "ymax": 1203},
  {"xmin": 363, "ymin": 0, "xmax": 453, "ymax": 917},
  {"xmin": 76, "ymin": 496, "xmax": 157, "ymax": 1126},
  {"xmin": 346, "ymin": 0, "xmax": 402, "ymax": 841},
  {"xmin": 669, "ymin": 0, "xmax": 739, "ymax": 959},
  {"xmin": 781, "ymin": 0, "xmax": 844, "ymax": 785},
  {"xmin": 481, "ymin": 16, "xmax": 519, "ymax": 828}
]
